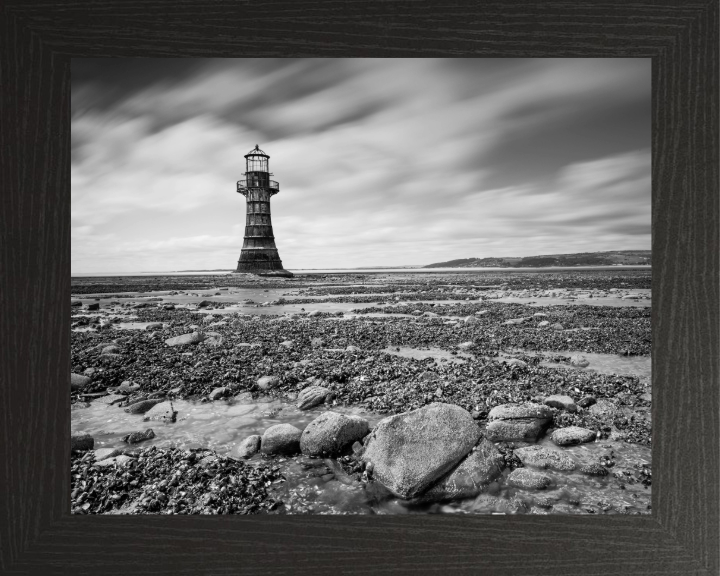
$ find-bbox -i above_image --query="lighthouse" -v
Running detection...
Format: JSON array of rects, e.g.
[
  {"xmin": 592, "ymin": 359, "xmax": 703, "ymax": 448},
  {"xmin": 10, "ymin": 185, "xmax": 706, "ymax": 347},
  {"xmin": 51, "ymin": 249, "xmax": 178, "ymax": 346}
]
[{"xmin": 235, "ymin": 145, "xmax": 293, "ymax": 277}]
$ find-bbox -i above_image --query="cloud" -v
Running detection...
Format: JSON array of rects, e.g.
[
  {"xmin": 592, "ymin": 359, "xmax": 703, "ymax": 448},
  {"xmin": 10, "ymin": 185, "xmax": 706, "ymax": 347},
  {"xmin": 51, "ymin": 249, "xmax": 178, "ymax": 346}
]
[{"xmin": 71, "ymin": 59, "xmax": 651, "ymax": 272}]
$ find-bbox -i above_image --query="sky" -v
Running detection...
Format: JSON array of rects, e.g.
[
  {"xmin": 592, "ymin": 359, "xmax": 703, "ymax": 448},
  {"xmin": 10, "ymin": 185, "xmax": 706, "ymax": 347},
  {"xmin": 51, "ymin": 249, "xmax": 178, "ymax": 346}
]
[{"xmin": 71, "ymin": 58, "xmax": 651, "ymax": 273}]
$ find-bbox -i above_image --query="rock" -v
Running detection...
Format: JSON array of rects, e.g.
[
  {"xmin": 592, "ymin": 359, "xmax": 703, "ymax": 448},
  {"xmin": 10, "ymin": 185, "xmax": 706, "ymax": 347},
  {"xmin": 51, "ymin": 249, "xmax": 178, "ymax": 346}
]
[
  {"xmin": 123, "ymin": 429, "xmax": 155, "ymax": 444},
  {"xmin": 94, "ymin": 448, "xmax": 121, "ymax": 461},
  {"xmin": 538, "ymin": 321, "xmax": 550, "ymax": 327},
  {"xmin": 533, "ymin": 313, "xmax": 547, "ymax": 317},
  {"xmin": 578, "ymin": 395, "xmax": 597, "ymax": 408},
  {"xmin": 514, "ymin": 445, "xmax": 576, "ymax": 471},
  {"xmin": 308, "ymin": 310, "xmax": 321, "ymax": 317},
  {"xmin": 507, "ymin": 468, "xmax": 552, "ymax": 490},
  {"xmin": 71, "ymin": 433, "xmax": 94, "ymax": 452},
  {"xmin": 589, "ymin": 399, "xmax": 617, "ymax": 418},
  {"xmin": 422, "ymin": 439, "xmax": 505, "ymax": 501},
  {"xmin": 485, "ymin": 403, "xmax": 553, "ymax": 442},
  {"xmin": 579, "ymin": 464, "xmax": 609, "ymax": 476},
  {"xmin": 163, "ymin": 304, "xmax": 175, "ymax": 310},
  {"xmin": 124, "ymin": 398, "xmax": 164, "ymax": 415},
  {"xmin": 550, "ymin": 323, "xmax": 564, "ymax": 330},
  {"xmin": 203, "ymin": 331, "xmax": 223, "ymax": 347},
  {"xmin": 296, "ymin": 385, "xmax": 330, "ymax": 410},
  {"xmin": 165, "ymin": 332, "xmax": 205, "ymax": 346},
  {"xmin": 279, "ymin": 340, "xmax": 294, "ymax": 349},
  {"xmin": 94, "ymin": 454, "xmax": 134, "ymax": 468},
  {"xmin": 145, "ymin": 322, "xmax": 163, "ymax": 330},
  {"xmin": 570, "ymin": 355, "xmax": 590, "ymax": 368},
  {"xmin": 503, "ymin": 318, "xmax": 526, "ymax": 325},
  {"xmin": 208, "ymin": 386, "xmax": 230, "ymax": 401},
  {"xmin": 463, "ymin": 316, "xmax": 479, "ymax": 324},
  {"xmin": 639, "ymin": 391, "xmax": 652, "ymax": 403},
  {"xmin": 544, "ymin": 394, "xmax": 578, "ymax": 412},
  {"xmin": 143, "ymin": 401, "xmax": 178, "ymax": 423},
  {"xmin": 552, "ymin": 426, "xmax": 596, "ymax": 446},
  {"xmin": 87, "ymin": 303, "xmax": 100, "ymax": 311},
  {"xmin": 71, "ymin": 300, "xmax": 82, "ymax": 307},
  {"xmin": 488, "ymin": 403, "xmax": 554, "ymax": 421},
  {"xmin": 117, "ymin": 381, "xmax": 141, "ymax": 394},
  {"xmin": 70, "ymin": 373, "xmax": 91, "ymax": 391},
  {"xmin": 96, "ymin": 393, "xmax": 125, "ymax": 405},
  {"xmin": 346, "ymin": 345, "xmax": 361, "ymax": 352},
  {"xmin": 300, "ymin": 412, "xmax": 370, "ymax": 457},
  {"xmin": 237, "ymin": 435, "xmax": 261, "ymax": 459},
  {"xmin": 457, "ymin": 341, "xmax": 474, "ymax": 350},
  {"xmin": 256, "ymin": 376, "xmax": 280, "ymax": 391},
  {"xmin": 361, "ymin": 403, "xmax": 482, "ymax": 499},
  {"xmin": 505, "ymin": 358, "xmax": 527, "ymax": 368},
  {"xmin": 101, "ymin": 344, "xmax": 121, "ymax": 355},
  {"xmin": 261, "ymin": 424, "xmax": 302, "ymax": 455},
  {"xmin": 198, "ymin": 300, "xmax": 212, "ymax": 307},
  {"xmin": 311, "ymin": 337, "xmax": 324, "ymax": 348}
]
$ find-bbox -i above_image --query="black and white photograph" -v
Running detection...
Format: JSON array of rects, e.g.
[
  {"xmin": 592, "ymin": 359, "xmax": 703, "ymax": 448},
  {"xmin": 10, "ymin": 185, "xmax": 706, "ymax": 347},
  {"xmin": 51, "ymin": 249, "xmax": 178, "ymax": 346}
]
[{"xmin": 70, "ymin": 58, "xmax": 652, "ymax": 516}]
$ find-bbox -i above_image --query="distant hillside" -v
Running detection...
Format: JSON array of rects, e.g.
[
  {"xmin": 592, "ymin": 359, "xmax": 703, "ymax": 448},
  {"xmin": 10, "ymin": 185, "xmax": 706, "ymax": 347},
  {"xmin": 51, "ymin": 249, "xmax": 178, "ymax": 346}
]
[{"xmin": 424, "ymin": 250, "xmax": 651, "ymax": 268}]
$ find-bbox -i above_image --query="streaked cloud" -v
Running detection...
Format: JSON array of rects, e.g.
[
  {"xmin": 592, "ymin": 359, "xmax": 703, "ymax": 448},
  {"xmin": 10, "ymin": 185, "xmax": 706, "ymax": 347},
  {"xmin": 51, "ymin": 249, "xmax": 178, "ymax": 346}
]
[{"xmin": 72, "ymin": 58, "xmax": 650, "ymax": 272}]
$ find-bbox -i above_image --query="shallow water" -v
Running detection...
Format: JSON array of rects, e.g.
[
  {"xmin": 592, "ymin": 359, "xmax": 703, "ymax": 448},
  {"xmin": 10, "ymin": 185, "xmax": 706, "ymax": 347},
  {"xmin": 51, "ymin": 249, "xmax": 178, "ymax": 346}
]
[{"xmin": 72, "ymin": 394, "xmax": 650, "ymax": 515}]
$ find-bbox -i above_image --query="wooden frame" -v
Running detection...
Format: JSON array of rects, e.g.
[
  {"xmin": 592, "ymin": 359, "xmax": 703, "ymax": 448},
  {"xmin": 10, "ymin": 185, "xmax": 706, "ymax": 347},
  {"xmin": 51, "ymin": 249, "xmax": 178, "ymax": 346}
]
[{"xmin": 1, "ymin": 1, "xmax": 717, "ymax": 574}]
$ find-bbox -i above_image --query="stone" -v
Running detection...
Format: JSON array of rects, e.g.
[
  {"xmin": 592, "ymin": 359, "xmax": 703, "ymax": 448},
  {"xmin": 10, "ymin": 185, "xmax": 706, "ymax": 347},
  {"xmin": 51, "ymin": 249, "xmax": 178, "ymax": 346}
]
[
  {"xmin": 71, "ymin": 300, "xmax": 82, "ymax": 307},
  {"xmin": 165, "ymin": 332, "xmax": 205, "ymax": 346},
  {"xmin": 552, "ymin": 426, "xmax": 596, "ymax": 446},
  {"xmin": 533, "ymin": 313, "xmax": 547, "ymax": 317},
  {"xmin": 346, "ymin": 345, "xmax": 361, "ymax": 352},
  {"xmin": 101, "ymin": 345, "xmax": 121, "ymax": 354},
  {"xmin": 300, "ymin": 412, "xmax": 370, "ymax": 457},
  {"xmin": 311, "ymin": 337, "xmax": 324, "ymax": 347},
  {"xmin": 70, "ymin": 373, "xmax": 91, "ymax": 391},
  {"xmin": 579, "ymin": 464, "xmax": 609, "ymax": 476},
  {"xmin": 578, "ymin": 395, "xmax": 597, "ymax": 408},
  {"xmin": 94, "ymin": 448, "xmax": 121, "ymax": 461},
  {"xmin": 463, "ymin": 316, "xmax": 479, "ymax": 324},
  {"xmin": 143, "ymin": 401, "xmax": 178, "ymax": 423},
  {"xmin": 361, "ymin": 403, "xmax": 482, "ymax": 499},
  {"xmin": 87, "ymin": 303, "xmax": 100, "ymax": 311},
  {"xmin": 488, "ymin": 403, "xmax": 554, "ymax": 421},
  {"xmin": 123, "ymin": 429, "xmax": 155, "ymax": 444},
  {"xmin": 94, "ymin": 455, "xmax": 134, "ymax": 468},
  {"xmin": 71, "ymin": 433, "xmax": 94, "ymax": 452},
  {"xmin": 505, "ymin": 358, "xmax": 527, "ymax": 368},
  {"xmin": 279, "ymin": 340, "xmax": 294, "ymax": 348},
  {"xmin": 198, "ymin": 300, "xmax": 212, "ymax": 307},
  {"xmin": 570, "ymin": 355, "xmax": 590, "ymax": 368},
  {"xmin": 507, "ymin": 468, "xmax": 552, "ymax": 490},
  {"xmin": 261, "ymin": 424, "xmax": 302, "ymax": 455},
  {"xmin": 544, "ymin": 394, "xmax": 578, "ymax": 413},
  {"xmin": 96, "ymin": 393, "xmax": 125, "ymax": 405},
  {"xmin": 208, "ymin": 386, "xmax": 230, "ymax": 401},
  {"xmin": 308, "ymin": 310, "xmax": 321, "ymax": 317},
  {"xmin": 550, "ymin": 323, "xmax": 564, "ymax": 330},
  {"xmin": 145, "ymin": 322, "xmax": 163, "ymax": 330},
  {"xmin": 514, "ymin": 445, "xmax": 576, "ymax": 471},
  {"xmin": 485, "ymin": 402, "xmax": 553, "ymax": 442},
  {"xmin": 117, "ymin": 381, "xmax": 141, "ymax": 394},
  {"xmin": 256, "ymin": 376, "xmax": 280, "ymax": 391},
  {"xmin": 237, "ymin": 435, "xmax": 261, "ymax": 459},
  {"xmin": 538, "ymin": 321, "xmax": 550, "ymax": 327},
  {"xmin": 422, "ymin": 439, "xmax": 505, "ymax": 501},
  {"xmin": 457, "ymin": 341, "xmax": 474, "ymax": 350},
  {"xmin": 124, "ymin": 398, "xmax": 164, "ymax": 415},
  {"xmin": 503, "ymin": 318, "xmax": 526, "ymax": 325},
  {"xmin": 296, "ymin": 385, "xmax": 330, "ymax": 410},
  {"xmin": 589, "ymin": 399, "xmax": 618, "ymax": 419}
]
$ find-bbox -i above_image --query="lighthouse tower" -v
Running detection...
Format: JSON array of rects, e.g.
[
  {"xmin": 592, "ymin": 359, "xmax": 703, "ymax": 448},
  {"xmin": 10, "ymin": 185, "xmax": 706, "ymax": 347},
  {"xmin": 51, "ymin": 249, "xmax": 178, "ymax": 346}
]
[{"xmin": 235, "ymin": 145, "xmax": 293, "ymax": 277}]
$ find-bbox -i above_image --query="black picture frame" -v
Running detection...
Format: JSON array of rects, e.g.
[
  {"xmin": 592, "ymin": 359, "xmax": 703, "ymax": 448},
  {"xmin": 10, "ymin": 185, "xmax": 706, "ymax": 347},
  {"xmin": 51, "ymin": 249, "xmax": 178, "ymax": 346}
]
[{"xmin": 1, "ymin": 1, "xmax": 717, "ymax": 574}]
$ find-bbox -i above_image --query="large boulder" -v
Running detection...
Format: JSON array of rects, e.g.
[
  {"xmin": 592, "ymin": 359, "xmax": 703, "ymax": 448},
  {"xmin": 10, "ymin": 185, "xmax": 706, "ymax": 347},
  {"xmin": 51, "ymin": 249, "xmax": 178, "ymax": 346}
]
[
  {"xmin": 361, "ymin": 403, "xmax": 482, "ymax": 499},
  {"xmin": 570, "ymin": 355, "xmax": 590, "ymax": 368},
  {"xmin": 70, "ymin": 373, "xmax": 91, "ymax": 391},
  {"xmin": 165, "ymin": 332, "xmax": 205, "ymax": 347},
  {"xmin": 300, "ymin": 412, "xmax": 370, "ymax": 457},
  {"xmin": 422, "ymin": 438, "xmax": 505, "ymax": 501},
  {"xmin": 296, "ymin": 385, "xmax": 330, "ymax": 410},
  {"xmin": 514, "ymin": 445, "xmax": 576, "ymax": 471},
  {"xmin": 123, "ymin": 429, "xmax": 155, "ymax": 444},
  {"xmin": 143, "ymin": 401, "xmax": 178, "ymax": 423},
  {"xmin": 551, "ymin": 426, "xmax": 596, "ymax": 446},
  {"xmin": 485, "ymin": 403, "xmax": 553, "ymax": 442},
  {"xmin": 261, "ymin": 424, "xmax": 302, "ymax": 455}
]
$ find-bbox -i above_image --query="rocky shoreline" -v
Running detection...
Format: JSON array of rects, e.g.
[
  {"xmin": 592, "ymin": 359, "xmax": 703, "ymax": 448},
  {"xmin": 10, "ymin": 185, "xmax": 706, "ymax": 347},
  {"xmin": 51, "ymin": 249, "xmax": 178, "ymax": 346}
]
[{"xmin": 71, "ymin": 270, "xmax": 651, "ymax": 515}]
